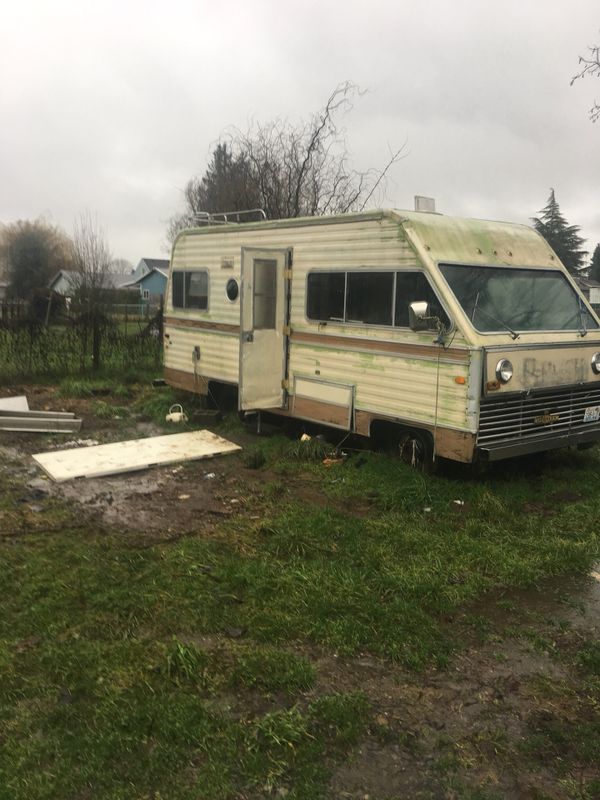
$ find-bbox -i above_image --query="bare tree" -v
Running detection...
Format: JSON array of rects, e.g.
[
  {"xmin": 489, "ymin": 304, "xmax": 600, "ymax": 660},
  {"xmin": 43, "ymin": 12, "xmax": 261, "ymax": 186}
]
[
  {"xmin": 71, "ymin": 212, "xmax": 113, "ymax": 371},
  {"xmin": 109, "ymin": 258, "xmax": 134, "ymax": 276},
  {"xmin": 572, "ymin": 41, "xmax": 600, "ymax": 122},
  {"xmin": 167, "ymin": 82, "xmax": 407, "ymax": 243}
]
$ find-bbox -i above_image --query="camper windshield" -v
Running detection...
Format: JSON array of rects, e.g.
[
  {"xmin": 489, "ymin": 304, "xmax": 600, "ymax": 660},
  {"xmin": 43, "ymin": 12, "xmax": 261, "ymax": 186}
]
[{"xmin": 439, "ymin": 264, "xmax": 599, "ymax": 333}]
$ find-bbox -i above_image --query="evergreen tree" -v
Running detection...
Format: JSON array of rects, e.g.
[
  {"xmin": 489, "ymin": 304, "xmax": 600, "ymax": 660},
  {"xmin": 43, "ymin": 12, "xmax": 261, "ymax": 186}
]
[
  {"xmin": 531, "ymin": 189, "xmax": 587, "ymax": 274},
  {"xmin": 590, "ymin": 243, "xmax": 600, "ymax": 283}
]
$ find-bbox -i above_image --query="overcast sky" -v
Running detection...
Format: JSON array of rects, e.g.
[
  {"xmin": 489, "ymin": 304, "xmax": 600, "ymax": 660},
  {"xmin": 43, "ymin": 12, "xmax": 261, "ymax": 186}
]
[{"xmin": 1, "ymin": 0, "xmax": 598, "ymax": 266}]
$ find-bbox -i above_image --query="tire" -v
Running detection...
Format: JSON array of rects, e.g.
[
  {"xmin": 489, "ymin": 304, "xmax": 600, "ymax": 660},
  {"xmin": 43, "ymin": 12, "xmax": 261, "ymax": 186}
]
[{"xmin": 398, "ymin": 429, "xmax": 434, "ymax": 473}]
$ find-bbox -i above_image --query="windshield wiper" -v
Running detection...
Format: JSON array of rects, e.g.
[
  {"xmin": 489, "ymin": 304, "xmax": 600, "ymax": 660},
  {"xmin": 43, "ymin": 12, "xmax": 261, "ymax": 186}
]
[{"xmin": 471, "ymin": 305, "xmax": 520, "ymax": 340}]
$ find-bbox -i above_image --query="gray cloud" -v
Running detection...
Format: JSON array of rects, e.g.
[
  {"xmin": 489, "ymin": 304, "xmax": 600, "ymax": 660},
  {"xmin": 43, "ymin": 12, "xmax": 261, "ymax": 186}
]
[{"xmin": 1, "ymin": 0, "xmax": 598, "ymax": 263}]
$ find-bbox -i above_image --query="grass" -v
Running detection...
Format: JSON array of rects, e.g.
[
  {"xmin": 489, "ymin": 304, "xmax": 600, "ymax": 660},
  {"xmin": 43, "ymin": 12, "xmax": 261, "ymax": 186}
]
[
  {"xmin": 1, "ymin": 421, "xmax": 600, "ymax": 797},
  {"xmin": 0, "ymin": 325, "xmax": 161, "ymax": 383}
]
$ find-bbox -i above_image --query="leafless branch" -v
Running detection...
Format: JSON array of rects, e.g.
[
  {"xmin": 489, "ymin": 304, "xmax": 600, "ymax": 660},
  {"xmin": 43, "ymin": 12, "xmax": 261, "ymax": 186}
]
[
  {"xmin": 571, "ymin": 42, "xmax": 600, "ymax": 122},
  {"xmin": 359, "ymin": 141, "xmax": 409, "ymax": 211},
  {"xmin": 166, "ymin": 82, "xmax": 407, "ymax": 243}
]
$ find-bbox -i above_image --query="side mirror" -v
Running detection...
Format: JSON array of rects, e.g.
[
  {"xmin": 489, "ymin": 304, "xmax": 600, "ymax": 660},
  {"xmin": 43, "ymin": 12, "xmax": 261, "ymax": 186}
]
[{"xmin": 409, "ymin": 301, "xmax": 432, "ymax": 331}]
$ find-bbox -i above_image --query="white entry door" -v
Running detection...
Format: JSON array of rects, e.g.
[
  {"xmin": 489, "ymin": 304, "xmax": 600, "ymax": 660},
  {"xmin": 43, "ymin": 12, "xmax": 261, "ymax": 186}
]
[{"xmin": 239, "ymin": 248, "xmax": 288, "ymax": 410}]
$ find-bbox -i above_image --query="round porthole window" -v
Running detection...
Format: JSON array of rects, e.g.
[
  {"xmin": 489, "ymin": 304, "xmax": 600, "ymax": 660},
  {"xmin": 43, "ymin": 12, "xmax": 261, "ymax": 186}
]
[{"xmin": 226, "ymin": 278, "xmax": 239, "ymax": 302}]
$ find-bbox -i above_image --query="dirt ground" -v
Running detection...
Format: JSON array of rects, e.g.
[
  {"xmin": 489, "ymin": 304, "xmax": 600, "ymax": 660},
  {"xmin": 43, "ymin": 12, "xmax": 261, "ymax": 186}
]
[
  {"xmin": 1, "ymin": 385, "xmax": 274, "ymax": 542},
  {"xmin": 2, "ymin": 385, "xmax": 599, "ymax": 799},
  {"xmin": 0, "ymin": 385, "xmax": 371, "ymax": 545}
]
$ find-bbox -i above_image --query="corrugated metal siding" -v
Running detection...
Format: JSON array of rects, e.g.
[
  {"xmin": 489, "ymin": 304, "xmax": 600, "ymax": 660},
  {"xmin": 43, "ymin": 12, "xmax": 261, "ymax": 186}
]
[
  {"xmin": 166, "ymin": 215, "xmax": 472, "ymax": 432},
  {"xmin": 164, "ymin": 327, "xmax": 239, "ymax": 383},
  {"xmin": 289, "ymin": 344, "xmax": 469, "ymax": 429},
  {"xmin": 167, "ymin": 217, "xmax": 417, "ymax": 331}
]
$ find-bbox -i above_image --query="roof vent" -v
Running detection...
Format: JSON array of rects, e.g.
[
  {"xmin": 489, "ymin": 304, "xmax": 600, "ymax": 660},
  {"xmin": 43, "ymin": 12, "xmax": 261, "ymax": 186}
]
[{"xmin": 414, "ymin": 195, "xmax": 436, "ymax": 213}]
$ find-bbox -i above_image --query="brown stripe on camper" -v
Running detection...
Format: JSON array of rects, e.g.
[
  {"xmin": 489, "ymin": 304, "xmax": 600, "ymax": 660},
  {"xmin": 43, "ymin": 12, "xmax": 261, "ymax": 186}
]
[
  {"xmin": 290, "ymin": 331, "xmax": 469, "ymax": 361},
  {"xmin": 292, "ymin": 396, "xmax": 351, "ymax": 429},
  {"xmin": 164, "ymin": 367, "xmax": 209, "ymax": 394},
  {"xmin": 164, "ymin": 317, "xmax": 240, "ymax": 334}
]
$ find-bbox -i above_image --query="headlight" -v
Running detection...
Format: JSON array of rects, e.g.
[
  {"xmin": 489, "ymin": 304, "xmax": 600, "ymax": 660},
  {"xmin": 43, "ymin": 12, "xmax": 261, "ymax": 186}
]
[
  {"xmin": 495, "ymin": 358, "xmax": 513, "ymax": 383},
  {"xmin": 592, "ymin": 352, "xmax": 600, "ymax": 375}
]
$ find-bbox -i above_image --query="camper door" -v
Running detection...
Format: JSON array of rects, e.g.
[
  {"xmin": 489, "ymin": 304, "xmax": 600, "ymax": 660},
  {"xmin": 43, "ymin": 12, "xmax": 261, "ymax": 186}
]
[{"xmin": 239, "ymin": 248, "xmax": 289, "ymax": 410}]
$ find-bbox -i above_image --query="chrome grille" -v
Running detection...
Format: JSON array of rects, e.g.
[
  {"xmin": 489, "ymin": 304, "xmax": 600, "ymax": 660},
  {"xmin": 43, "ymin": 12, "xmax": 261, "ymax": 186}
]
[{"xmin": 477, "ymin": 384, "xmax": 600, "ymax": 445}]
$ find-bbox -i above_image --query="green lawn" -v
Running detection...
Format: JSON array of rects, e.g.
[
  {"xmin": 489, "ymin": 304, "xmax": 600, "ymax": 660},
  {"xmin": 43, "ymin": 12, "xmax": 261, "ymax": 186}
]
[{"xmin": 1, "ymin": 425, "xmax": 599, "ymax": 799}]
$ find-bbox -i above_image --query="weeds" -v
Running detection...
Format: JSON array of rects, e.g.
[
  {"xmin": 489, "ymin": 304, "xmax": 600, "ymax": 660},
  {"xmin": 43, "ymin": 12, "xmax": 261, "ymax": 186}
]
[
  {"xmin": 0, "ymin": 324, "xmax": 161, "ymax": 383},
  {"xmin": 1, "ymin": 411, "xmax": 600, "ymax": 798},
  {"xmin": 577, "ymin": 640, "xmax": 600, "ymax": 675},
  {"xmin": 287, "ymin": 436, "xmax": 330, "ymax": 462},
  {"xmin": 92, "ymin": 400, "xmax": 130, "ymax": 419},
  {"xmin": 242, "ymin": 446, "xmax": 268, "ymax": 469},
  {"xmin": 231, "ymin": 646, "xmax": 315, "ymax": 693},
  {"xmin": 166, "ymin": 640, "xmax": 213, "ymax": 687}
]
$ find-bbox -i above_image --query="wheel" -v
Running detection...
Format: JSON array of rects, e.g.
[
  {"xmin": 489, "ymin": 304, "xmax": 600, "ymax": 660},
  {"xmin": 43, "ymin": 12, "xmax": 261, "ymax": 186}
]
[{"xmin": 398, "ymin": 430, "xmax": 434, "ymax": 472}]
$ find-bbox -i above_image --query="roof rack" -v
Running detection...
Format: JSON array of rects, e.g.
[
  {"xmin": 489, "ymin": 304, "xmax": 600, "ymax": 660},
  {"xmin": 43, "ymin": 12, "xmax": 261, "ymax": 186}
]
[{"xmin": 191, "ymin": 209, "xmax": 267, "ymax": 226}]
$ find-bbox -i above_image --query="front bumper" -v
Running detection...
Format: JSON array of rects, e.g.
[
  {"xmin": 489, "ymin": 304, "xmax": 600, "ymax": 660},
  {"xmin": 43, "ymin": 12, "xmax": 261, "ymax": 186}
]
[
  {"xmin": 477, "ymin": 425, "xmax": 600, "ymax": 461},
  {"xmin": 476, "ymin": 383, "xmax": 600, "ymax": 461}
]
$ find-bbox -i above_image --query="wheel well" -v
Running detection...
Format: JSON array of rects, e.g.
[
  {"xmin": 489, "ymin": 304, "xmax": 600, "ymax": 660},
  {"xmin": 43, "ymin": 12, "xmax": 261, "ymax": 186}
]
[
  {"xmin": 206, "ymin": 380, "xmax": 238, "ymax": 410},
  {"xmin": 369, "ymin": 419, "xmax": 433, "ymax": 451}
]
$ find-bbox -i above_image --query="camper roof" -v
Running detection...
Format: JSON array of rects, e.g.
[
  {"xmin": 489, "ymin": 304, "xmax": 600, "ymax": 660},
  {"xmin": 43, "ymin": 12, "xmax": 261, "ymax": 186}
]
[
  {"xmin": 396, "ymin": 210, "xmax": 558, "ymax": 270},
  {"xmin": 177, "ymin": 208, "xmax": 559, "ymax": 271}
]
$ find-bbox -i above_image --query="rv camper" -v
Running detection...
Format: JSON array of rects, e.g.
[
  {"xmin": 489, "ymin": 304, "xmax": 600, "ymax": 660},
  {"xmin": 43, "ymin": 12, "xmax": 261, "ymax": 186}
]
[{"xmin": 163, "ymin": 208, "xmax": 600, "ymax": 467}]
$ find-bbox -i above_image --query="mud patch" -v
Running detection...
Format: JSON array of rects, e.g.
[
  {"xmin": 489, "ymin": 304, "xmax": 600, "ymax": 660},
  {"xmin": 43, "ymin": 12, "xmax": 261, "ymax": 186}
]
[{"xmin": 325, "ymin": 636, "xmax": 576, "ymax": 799}]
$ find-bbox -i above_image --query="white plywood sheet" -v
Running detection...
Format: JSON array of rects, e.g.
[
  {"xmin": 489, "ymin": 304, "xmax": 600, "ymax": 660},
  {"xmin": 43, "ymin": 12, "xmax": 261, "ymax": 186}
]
[
  {"xmin": 0, "ymin": 396, "xmax": 29, "ymax": 412},
  {"xmin": 33, "ymin": 430, "xmax": 241, "ymax": 482}
]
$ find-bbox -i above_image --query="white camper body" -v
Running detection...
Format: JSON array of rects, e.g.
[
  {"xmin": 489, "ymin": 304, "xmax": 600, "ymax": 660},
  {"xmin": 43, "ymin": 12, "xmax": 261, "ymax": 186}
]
[{"xmin": 164, "ymin": 210, "xmax": 600, "ymax": 464}]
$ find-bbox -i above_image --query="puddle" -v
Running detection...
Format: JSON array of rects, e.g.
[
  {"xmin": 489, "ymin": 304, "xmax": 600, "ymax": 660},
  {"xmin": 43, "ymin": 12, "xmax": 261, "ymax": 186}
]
[
  {"xmin": 462, "ymin": 567, "xmax": 600, "ymax": 637},
  {"xmin": 43, "ymin": 462, "xmax": 246, "ymax": 533}
]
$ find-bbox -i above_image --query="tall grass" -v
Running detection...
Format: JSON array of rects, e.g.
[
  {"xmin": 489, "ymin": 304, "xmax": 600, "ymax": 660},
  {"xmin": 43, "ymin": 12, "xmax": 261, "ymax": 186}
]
[{"xmin": 0, "ymin": 324, "xmax": 161, "ymax": 382}]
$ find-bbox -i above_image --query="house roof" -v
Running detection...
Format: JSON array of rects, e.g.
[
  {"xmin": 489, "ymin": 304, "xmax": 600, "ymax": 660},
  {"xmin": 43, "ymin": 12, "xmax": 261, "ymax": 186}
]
[
  {"xmin": 575, "ymin": 276, "xmax": 600, "ymax": 290},
  {"xmin": 48, "ymin": 270, "xmax": 79, "ymax": 291},
  {"xmin": 140, "ymin": 258, "xmax": 169, "ymax": 271},
  {"xmin": 49, "ymin": 270, "xmax": 140, "ymax": 292},
  {"xmin": 132, "ymin": 257, "xmax": 170, "ymax": 281},
  {"xmin": 123, "ymin": 267, "xmax": 169, "ymax": 287},
  {"xmin": 110, "ymin": 273, "xmax": 138, "ymax": 289}
]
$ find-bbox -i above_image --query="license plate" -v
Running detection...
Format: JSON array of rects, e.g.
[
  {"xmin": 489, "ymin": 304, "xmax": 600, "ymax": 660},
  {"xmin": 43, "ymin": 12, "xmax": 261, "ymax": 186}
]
[{"xmin": 583, "ymin": 405, "xmax": 600, "ymax": 423}]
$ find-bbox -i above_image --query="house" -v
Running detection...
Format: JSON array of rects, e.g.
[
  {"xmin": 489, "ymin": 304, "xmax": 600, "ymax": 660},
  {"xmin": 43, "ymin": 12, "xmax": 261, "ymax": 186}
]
[
  {"xmin": 574, "ymin": 276, "xmax": 600, "ymax": 310},
  {"xmin": 48, "ymin": 270, "xmax": 80, "ymax": 297},
  {"xmin": 124, "ymin": 259, "xmax": 169, "ymax": 304},
  {"xmin": 131, "ymin": 258, "xmax": 170, "ymax": 282},
  {"xmin": 48, "ymin": 270, "xmax": 138, "ymax": 301}
]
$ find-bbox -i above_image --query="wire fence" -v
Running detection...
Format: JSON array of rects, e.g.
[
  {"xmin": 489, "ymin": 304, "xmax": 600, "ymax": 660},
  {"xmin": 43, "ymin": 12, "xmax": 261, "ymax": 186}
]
[{"xmin": 0, "ymin": 313, "xmax": 162, "ymax": 383}]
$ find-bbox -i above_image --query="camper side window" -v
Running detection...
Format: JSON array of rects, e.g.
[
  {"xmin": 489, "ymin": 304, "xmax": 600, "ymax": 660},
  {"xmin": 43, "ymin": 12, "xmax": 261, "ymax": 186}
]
[
  {"xmin": 306, "ymin": 270, "xmax": 449, "ymax": 329},
  {"xmin": 395, "ymin": 273, "xmax": 449, "ymax": 328},
  {"xmin": 172, "ymin": 272, "xmax": 185, "ymax": 308},
  {"xmin": 187, "ymin": 272, "xmax": 208, "ymax": 310},
  {"xmin": 307, "ymin": 272, "xmax": 345, "ymax": 321},
  {"xmin": 346, "ymin": 272, "xmax": 394, "ymax": 325},
  {"xmin": 171, "ymin": 270, "xmax": 209, "ymax": 311}
]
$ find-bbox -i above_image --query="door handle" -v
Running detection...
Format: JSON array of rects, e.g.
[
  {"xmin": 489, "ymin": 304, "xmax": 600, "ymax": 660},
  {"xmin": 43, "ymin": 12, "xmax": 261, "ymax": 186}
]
[{"xmin": 243, "ymin": 332, "xmax": 254, "ymax": 343}]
